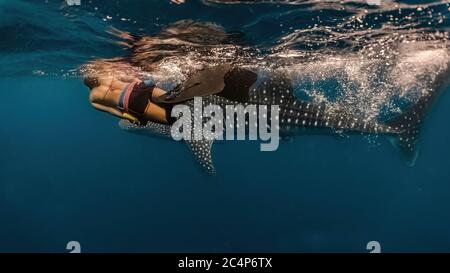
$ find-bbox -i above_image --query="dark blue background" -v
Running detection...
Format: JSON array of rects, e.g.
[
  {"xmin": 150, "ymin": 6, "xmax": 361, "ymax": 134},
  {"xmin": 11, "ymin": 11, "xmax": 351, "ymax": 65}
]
[{"xmin": 0, "ymin": 0, "xmax": 450, "ymax": 252}]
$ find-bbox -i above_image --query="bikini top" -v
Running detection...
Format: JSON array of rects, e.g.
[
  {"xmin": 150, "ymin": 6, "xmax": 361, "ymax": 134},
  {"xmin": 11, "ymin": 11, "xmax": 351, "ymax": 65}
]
[{"xmin": 117, "ymin": 80, "xmax": 156, "ymax": 121}]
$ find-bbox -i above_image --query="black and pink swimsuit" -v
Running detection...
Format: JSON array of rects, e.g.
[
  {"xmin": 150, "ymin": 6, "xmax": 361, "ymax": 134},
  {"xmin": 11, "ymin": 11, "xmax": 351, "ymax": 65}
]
[{"xmin": 118, "ymin": 79, "xmax": 175, "ymax": 124}]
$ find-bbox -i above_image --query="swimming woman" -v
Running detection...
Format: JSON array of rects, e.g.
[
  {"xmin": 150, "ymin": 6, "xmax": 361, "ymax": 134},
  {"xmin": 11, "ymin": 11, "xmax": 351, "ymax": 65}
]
[
  {"xmin": 83, "ymin": 21, "xmax": 256, "ymax": 126},
  {"xmin": 84, "ymin": 71, "xmax": 172, "ymax": 124}
]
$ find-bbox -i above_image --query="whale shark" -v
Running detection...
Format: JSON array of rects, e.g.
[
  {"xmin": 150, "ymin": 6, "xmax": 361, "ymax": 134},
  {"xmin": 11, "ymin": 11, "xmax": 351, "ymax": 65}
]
[{"xmin": 118, "ymin": 59, "xmax": 450, "ymax": 174}]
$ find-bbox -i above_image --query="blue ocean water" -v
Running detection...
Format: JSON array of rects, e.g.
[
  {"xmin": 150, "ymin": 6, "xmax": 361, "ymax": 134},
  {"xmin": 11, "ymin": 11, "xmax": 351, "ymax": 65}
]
[{"xmin": 1, "ymin": 0, "xmax": 450, "ymax": 253}]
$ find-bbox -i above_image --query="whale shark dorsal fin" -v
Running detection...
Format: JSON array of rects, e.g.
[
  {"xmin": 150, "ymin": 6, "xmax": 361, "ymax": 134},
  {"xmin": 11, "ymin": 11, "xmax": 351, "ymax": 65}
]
[
  {"xmin": 154, "ymin": 64, "xmax": 232, "ymax": 104},
  {"xmin": 185, "ymin": 139, "xmax": 216, "ymax": 175}
]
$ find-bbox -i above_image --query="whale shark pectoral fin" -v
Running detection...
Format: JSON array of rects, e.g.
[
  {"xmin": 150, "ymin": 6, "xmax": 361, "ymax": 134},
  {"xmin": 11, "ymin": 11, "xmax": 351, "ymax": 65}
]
[
  {"xmin": 185, "ymin": 139, "xmax": 216, "ymax": 175},
  {"xmin": 119, "ymin": 119, "xmax": 216, "ymax": 173}
]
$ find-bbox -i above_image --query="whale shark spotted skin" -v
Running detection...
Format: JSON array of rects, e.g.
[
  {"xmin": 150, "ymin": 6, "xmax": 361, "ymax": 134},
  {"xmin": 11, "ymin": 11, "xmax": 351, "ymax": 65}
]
[
  {"xmin": 118, "ymin": 38, "xmax": 450, "ymax": 174},
  {"xmin": 118, "ymin": 74, "xmax": 415, "ymax": 174}
]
